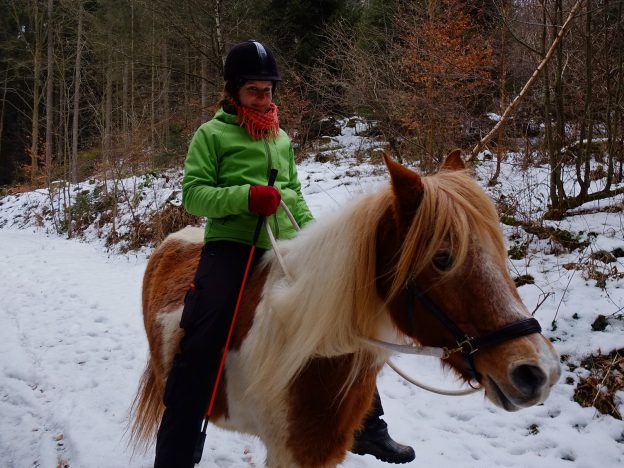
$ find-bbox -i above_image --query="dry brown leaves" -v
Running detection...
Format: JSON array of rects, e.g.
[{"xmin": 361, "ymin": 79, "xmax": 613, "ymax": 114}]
[{"xmin": 574, "ymin": 349, "xmax": 624, "ymax": 420}]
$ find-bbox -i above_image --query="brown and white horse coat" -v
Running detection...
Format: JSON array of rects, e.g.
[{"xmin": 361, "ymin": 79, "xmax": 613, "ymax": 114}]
[{"xmin": 131, "ymin": 152, "xmax": 560, "ymax": 467}]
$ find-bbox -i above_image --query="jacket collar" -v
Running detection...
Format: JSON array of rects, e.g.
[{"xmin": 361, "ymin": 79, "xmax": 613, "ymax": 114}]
[{"xmin": 214, "ymin": 107, "xmax": 239, "ymax": 125}]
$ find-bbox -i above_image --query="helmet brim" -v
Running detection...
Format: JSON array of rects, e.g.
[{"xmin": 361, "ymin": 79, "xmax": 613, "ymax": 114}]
[{"xmin": 238, "ymin": 74, "xmax": 282, "ymax": 82}]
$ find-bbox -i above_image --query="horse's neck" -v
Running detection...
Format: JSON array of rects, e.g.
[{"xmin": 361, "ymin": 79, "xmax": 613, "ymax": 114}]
[
  {"xmin": 266, "ymin": 194, "xmax": 390, "ymax": 355},
  {"xmin": 245, "ymin": 194, "xmax": 388, "ymax": 397}
]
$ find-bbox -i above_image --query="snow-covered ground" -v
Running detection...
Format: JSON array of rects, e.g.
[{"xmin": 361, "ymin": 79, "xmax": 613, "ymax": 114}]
[{"xmin": 1, "ymin": 125, "xmax": 624, "ymax": 467}]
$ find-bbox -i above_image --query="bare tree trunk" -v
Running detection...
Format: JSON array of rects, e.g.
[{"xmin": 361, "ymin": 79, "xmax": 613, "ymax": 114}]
[
  {"xmin": 553, "ymin": 2, "xmax": 568, "ymax": 202},
  {"xmin": 57, "ymin": 74, "xmax": 65, "ymax": 179},
  {"xmin": 130, "ymin": 0, "xmax": 135, "ymax": 150},
  {"xmin": 576, "ymin": 1, "xmax": 593, "ymax": 198},
  {"xmin": 30, "ymin": 67, "xmax": 41, "ymax": 182},
  {"xmin": 104, "ymin": 33, "xmax": 113, "ymax": 168},
  {"xmin": 542, "ymin": 2, "xmax": 560, "ymax": 209},
  {"xmin": 162, "ymin": 39, "xmax": 170, "ymax": 149},
  {"xmin": 545, "ymin": 73, "xmax": 559, "ymax": 207},
  {"xmin": 489, "ymin": 1, "xmax": 510, "ymax": 186},
  {"xmin": 427, "ymin": 0, "xmax": 438, "ymax": 19},
  {"xmin": 58, "ymin": 73, "xmax": 73, "ymax": 237},
  {"xmin": 184, "ymin": 50, "xmax": 190, "ymax": 127},
  {"xmin": 553, "ymin": 0, "xmax": 566, "ymax": 179},
  {"xmin": 150, "ymin": 9, "xmax": 156, "ymax": 151},
  {"xmin": 606, "ymin": 0, "xmax": 623, "ymax": 184},
  {"xmin": 150, "ymin": 11, "xmax": 156, "ymax": 150},
  {"xmin": 423, "ymin": 1, "xmax": 436, "ymax": 170},
  {"xmin": 201, "ymin": 55, "xmax": 208, "ymax": 122},
  {"xmin": 71, "ymin": 1, "xmax": 84, "ymax": 182},
  {"xmin": 30, "ymin": 1, "xmax": 44, "ymax": 183},
  {"xmin": 214, "ymin": 0, "xmax": 224, "ymax": 68},
  {"xmin": 207, "ymin": 0, "xmax": 224, "ymax": 123},
  {"xmin": 616, "ymin": 0, "xmax": 624, "ymax": 183},
  {"xmin": 45, "ymin": 0, "xmax": 54, "ymax": 183},
  {"xmin": 122, "ymin": 62, "xmax": 128, "ymax": 137},
  {"xmin": 0, "ymin": 68, "xmax": 8, "ymax": 158}
]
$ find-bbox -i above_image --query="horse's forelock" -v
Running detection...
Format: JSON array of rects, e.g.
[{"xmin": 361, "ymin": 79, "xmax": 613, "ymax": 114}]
[{"xmin": 388, "ymin": 169, "xmax": 504, "ymax": 300}]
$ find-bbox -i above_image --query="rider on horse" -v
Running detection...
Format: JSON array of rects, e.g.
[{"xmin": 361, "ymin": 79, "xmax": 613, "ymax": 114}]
[{"xmin": 153, "ymin": 39, "xmax": 415, "ymax": 467}]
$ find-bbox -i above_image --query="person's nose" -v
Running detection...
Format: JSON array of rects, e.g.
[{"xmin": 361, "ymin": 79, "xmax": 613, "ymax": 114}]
[{"xmin": 255, "ymin": 93, "xmax": 272, "ymax": 109}]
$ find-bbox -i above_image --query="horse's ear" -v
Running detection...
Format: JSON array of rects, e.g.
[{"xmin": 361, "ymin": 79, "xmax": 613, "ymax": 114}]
[
  {"xmin": 383, "ymin": 152, "xmax": 423, "ymax": 221},
  {"xmin": 441, "ymin": 149, "xmax": 465, "ymax": 171}
]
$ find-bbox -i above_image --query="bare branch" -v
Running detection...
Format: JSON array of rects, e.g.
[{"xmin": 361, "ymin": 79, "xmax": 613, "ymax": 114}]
[{"xmin": 470, "ymin": 0, "xmax": 586, "ymax": 161}]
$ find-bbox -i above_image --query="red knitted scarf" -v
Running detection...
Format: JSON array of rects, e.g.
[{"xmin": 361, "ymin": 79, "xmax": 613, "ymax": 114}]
[{"xmin": 230, "ymin": 100, "xmax": 280, "ymax": 140}]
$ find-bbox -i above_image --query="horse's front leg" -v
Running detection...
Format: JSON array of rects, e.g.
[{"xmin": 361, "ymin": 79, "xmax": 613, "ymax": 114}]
[{"xmin": 281, "ymin": 355, "xmax": 379, "ymax": 467}]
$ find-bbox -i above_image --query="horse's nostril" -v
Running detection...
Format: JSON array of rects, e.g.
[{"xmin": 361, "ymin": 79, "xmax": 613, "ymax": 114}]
[{"xmin": 510, "ymin": 364, "xmax": 547, "ymax": 399}]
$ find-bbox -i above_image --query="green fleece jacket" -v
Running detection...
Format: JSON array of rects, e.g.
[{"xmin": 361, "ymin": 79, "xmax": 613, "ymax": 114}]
[{"xmin": 182, "ymin": 108, "xmax": 314, "ymax": 250}]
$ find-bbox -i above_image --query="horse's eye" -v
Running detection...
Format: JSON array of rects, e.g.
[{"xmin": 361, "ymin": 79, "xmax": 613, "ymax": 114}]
[{"xmin": 433, "ymin": 250, "xmax": 453, "ymax": 271}]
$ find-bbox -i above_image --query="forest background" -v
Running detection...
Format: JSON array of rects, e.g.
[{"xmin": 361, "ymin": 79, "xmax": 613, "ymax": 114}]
[{"xmin": 1, "ymin": 0, "xmax": 623, "ymax": 222}]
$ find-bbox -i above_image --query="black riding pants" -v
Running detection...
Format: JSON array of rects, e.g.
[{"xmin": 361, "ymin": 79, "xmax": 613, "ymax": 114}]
[{"xmin": 154, "ymin": 241, "xmax": 266, "ymax": 468}]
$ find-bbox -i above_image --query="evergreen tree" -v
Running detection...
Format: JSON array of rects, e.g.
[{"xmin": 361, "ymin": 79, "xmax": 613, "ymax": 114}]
[{"xmin": 262, "ymin": 0, "xmax": 358, "ymax": 65}]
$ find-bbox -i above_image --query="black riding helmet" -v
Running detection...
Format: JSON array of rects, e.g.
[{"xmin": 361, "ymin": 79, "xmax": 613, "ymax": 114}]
[{"xmin": 223, "ymin": 40, "xmax": 281, "ymax": 99}]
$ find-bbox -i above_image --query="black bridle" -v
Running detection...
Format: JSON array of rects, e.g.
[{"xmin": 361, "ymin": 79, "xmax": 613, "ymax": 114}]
[{"xmin": 407, "ymin": 285, "xmax": 542, "ymax": 381}]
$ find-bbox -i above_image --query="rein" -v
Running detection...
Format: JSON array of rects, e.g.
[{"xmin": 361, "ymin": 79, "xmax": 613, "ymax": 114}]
[{"xmin": 267, "ymin": 202, "xmax": 542, "ymax": 396}]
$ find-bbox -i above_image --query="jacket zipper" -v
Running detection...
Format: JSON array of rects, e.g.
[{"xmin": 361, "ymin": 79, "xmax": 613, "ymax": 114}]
[{"xmin": 263, "ymin": 139, "xmax": 279, "ymax": 238}]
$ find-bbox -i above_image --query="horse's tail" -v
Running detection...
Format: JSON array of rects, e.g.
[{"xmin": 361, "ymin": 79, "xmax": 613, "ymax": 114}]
[{"xmin": 128, "ymin": 358, "xmax": 163, "ymax": 453}]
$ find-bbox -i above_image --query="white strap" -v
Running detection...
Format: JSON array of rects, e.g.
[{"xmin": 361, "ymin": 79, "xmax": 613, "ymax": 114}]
[
  {"xmin": 265, "ymin": 222, "xmax": 292, "ymax": 282},
  {"xmin": 363, "ymin": 337, "xmax": 446, "ymax": 359},
  {"xmin": 386, "ymin": 360, "xmax": 481, "ymax": 396},
  {"xmin": 280, "ymin": 200, "xmax": 301, "ymax": 231}
]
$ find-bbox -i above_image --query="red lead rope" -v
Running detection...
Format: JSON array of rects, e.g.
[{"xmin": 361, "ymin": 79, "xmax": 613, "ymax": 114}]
[
  {"xmin": 205, "ymin": 244, "xmax": 256, "ymax": 417},
  {"xmin": 193, "ymin": 168, "xmax": 278, "ymax": 464}
]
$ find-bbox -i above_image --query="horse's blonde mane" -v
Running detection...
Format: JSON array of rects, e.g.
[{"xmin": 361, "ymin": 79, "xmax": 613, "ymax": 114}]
[
  {"xmin": 246, "ymin": 168, "xmax": 504, "ymax": 398},
  {"xmin": 246, "ymin": 189, "xmax": 391, "ymax": 398}
]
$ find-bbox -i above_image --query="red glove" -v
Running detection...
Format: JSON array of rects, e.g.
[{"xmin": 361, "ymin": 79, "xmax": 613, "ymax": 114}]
[{"xmin": 249, "ymin": 185, "xmax": 281, "ymax": 216}]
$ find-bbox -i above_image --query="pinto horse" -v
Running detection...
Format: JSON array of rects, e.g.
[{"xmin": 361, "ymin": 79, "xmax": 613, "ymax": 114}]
[{"xmin": 131, "ymin": 151, "xmax": 560, "ymax": 467}]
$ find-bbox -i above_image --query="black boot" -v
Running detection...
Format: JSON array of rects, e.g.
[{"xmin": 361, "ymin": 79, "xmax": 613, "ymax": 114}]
[
  {"xmin": 351, "ymin": 418, "xmax": 415, "ymax": 464},
  {"xmin": 351, "ymin": 390, "xmax": 415, "ymax": 464}
]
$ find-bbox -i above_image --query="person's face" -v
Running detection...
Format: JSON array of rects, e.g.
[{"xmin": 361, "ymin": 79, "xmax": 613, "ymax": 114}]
[{"xmin": 238, "ymin": 80, "xmax": 273, "ymax": 113}]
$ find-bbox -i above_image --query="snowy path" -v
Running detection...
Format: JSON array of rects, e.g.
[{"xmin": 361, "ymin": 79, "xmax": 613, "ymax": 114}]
[
  {"xmin": 0, "ymin": 230, "xmax": 148, "ymax": 467},
  {"xmin": 1, "ymin": 229, "xmax": 623, "ymax": 467}
]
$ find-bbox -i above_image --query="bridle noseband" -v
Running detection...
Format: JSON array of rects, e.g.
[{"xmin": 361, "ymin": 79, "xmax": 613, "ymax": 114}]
[{"xmin": 407, "ymin": 285, "xmax": 542, "ymax": 381}]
